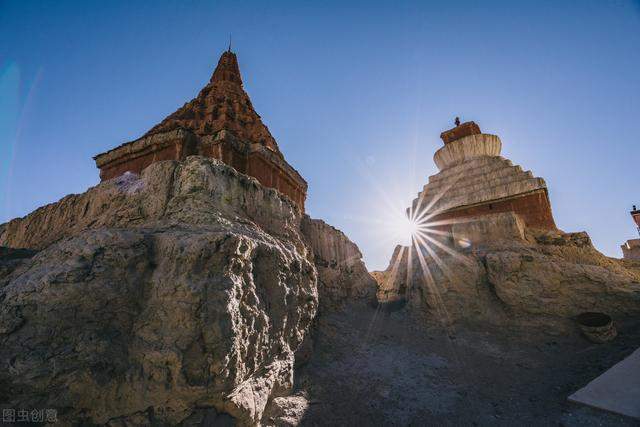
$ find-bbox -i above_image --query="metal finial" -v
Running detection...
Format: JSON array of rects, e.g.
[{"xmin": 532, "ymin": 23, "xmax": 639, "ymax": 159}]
[
  {"xmin": 228, "ymin": 34, "xmax": 232, "ymax": 52},
  {"xmin": 454, "ymin": 117, "xmax": 461, "ymax": 127}
]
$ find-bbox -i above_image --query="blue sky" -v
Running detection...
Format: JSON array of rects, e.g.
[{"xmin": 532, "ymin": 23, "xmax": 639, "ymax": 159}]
[{"xmin": 1, "ymin": 0, "xmax": 639, "ymax": 270}]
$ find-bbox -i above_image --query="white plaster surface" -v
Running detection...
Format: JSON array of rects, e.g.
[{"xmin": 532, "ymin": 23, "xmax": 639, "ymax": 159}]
[
  {"xmin": 411, "ymin": 155, "xmax": 547, "ymax": 216},
  {"xmin": 433, "ymin": 134, "xmax": 501, "ymax": 170}
]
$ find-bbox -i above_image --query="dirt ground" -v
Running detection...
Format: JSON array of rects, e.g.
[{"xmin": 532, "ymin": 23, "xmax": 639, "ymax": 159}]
[{"xmin": 287, "ymin": 305, "xmax": 640, "ymax": 426}]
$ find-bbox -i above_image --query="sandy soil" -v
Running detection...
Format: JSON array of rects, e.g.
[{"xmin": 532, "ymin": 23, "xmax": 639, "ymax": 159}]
[{"xmin": 286, "ymin": 305, "xmax": 640, "ymax": 426}]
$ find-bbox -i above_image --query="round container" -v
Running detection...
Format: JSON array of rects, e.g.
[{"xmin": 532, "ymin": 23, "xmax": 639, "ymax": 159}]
[{"xmin": 577, "ymin": 312, "xmax": 617, "ymax": 343}]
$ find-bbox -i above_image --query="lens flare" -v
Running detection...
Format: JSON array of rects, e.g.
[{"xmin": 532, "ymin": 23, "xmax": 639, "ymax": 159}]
[{"xmin": 398, "ymin": 216, "xmax": 419, "ymax": 244}]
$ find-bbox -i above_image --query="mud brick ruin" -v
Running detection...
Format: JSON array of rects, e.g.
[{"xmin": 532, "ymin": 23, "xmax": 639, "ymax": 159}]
[
  {"xmin": 411, "ymin": 120, "xmax": 556, "ymax": 230},
  {"xmin": 93, "ymin": 50, "xmax": 307, "ymax": 210}
]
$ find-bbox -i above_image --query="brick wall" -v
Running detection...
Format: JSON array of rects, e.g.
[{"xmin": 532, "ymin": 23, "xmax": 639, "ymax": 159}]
[{"xmin": 431, "ymin": 189, "xmax": 556, "ymax": 231}]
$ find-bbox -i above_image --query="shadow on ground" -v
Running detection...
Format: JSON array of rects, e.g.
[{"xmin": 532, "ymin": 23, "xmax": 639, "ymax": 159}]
[{"xmin": 290, "ymin": 306, "xmax": 640, "ymax": 426}]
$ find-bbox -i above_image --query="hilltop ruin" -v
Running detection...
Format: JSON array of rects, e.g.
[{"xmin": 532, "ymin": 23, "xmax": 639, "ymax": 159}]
[{"xmin": 93, "ymin": 50, "xmax": 307, "ymax": 211}]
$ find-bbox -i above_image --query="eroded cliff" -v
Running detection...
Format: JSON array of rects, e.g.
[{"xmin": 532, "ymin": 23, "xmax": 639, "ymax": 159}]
[
  {"xmin": 0, "ymin": 157, "xmax": 323, "ymax": 425},
  {"xmin": 0, "ymin": 155, "xmax": 380, "ymax": 425}
]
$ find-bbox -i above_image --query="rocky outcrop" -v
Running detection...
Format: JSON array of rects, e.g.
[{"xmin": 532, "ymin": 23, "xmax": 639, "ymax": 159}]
[
  {"xmin": 0, "ymin": 156, "xmax": 318, "ymax": 425},
  {"xmin": 300, "ymin": 216, "xmax": 377, "ymax": 311},
  {"xmin": 375, "ymin": 213, "xmax": 640, "ymax": 322},
  {"xmin": 0, "ymin": 156, "xmax": 302, "ymax": 252},
  {"xmin": 486, "ymin": 229, "xmax": 640, "ymax": 317}
]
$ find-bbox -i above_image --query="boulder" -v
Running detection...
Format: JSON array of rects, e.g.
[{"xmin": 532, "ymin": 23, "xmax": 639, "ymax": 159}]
[{"xmin": 0, "ymin": 156, "xmax": 318, "ymax": 425}]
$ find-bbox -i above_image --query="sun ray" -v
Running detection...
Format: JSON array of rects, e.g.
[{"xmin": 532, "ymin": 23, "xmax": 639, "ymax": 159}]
[
  {"xmin": 413, "ymin": 232, "xmax": 465, "ymax": 292},
  {"xmin": 420, "ymin": 216, "xmax": 476, "ymax": 228},
  {"xmin": 385, "ymin": 246, "xmax": 407, "ymax": 295},
  {"xmin": 405, "ymin": 242, "xmax": 413, "ymax": 300},
  {"xmin": 415, "ymin": 226, "xmax": 450, "ymax": 238},
  {"xmin": 411, "ymin": 237, "xmax": 452, "ymax": 325},
  {"xmin": 411, "ymin": 171, "xmax": 464, "ymax": 224},
  {"xmin": 419, "ymin": 232, "xmax": 475, "ymax": 267}
]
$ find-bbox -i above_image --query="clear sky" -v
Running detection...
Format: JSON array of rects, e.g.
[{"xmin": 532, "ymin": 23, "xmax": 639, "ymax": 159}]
[{"xmin": 1, "ymin": 0, "xmax": 639, "ymax": 270}]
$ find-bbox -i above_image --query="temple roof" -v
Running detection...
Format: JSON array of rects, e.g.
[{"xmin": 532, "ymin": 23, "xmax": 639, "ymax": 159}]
[{"xmin": 144, "ymin": 50, "xmax": 281, "ymax": 156}]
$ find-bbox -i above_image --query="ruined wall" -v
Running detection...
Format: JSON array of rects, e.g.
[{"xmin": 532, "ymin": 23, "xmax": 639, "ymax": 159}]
[
  {"xmin": 96, "ymin": 129, "xmax": 199, "ymax": 181},
  {"xmin": 247, "ymin": 154, "xmax": 306, "ymax": 210},
  {"xmin": 622, "ymin": 239, "xmax": 640, "ymax": 260},
  {"xmin": 99, "ymin": 143, "xmax": 182, "ymax": 180},
  {"xmin": 95, "ymin": 131, "xmax": 307, "ymax": 211},
  {"xmin": 433, "ymin": 189, "xmax": 556, "ymax": 231},
  {"xmin": 94, "ymin": 50, "xmax": 308, "ymax": 211}
]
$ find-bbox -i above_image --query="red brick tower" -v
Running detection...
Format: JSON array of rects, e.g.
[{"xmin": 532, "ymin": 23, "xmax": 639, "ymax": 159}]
[{"xmin": 94, "ymin": 50, "xmax": 307, "ymax": 210}]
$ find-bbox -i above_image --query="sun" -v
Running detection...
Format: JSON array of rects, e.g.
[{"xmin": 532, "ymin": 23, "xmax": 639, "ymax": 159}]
[
  {"xmin": 404, "ymin": 217, "xmax": 419, "ymax": 238},
  {"xmin": 392, "ymin": 215, "xmax": 419, "ymax": 246}
]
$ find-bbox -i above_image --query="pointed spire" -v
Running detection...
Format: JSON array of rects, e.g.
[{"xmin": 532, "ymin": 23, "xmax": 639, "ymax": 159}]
[
  {"xmin": 144, "ymin": 48, "xmax": 280, "ymax": 155},
  {"xmin": 211, "ymin": 50, "xmax": 242, "ymax": 86}
]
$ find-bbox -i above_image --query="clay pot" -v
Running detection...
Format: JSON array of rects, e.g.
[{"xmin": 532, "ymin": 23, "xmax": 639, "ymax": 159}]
[{"xmin": 577, "ymin": 312, "xmax": 617, "ymax": 343}]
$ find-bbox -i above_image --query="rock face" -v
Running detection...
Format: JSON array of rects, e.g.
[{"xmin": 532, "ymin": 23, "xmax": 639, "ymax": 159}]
[
  {"xmin": 300, "ymin": 216, "xmax": 377, "ymax": 311},
  {"xmin": 0, "ymin": 156, "xmax": 318, "ymax": 425},
  {"xmin": 375, "ymin": 213, "xmax": 640, "ymax": 322},
  {"xmin": 486, "ymin": 229, "xmax": 640, "ymax": 317},
  {"xmin": 1, "ymin": 157, "xmax": 302, "ymax": 252}
]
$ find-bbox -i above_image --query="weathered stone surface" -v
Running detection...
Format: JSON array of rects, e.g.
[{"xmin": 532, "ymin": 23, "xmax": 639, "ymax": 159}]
[
  {"xmin": 451, "ymin": 212, "xmax": 526, "ymax": 247},
  {"xmin": 486, "ymin": 233, "xmax": 640, "ymax": 317},
  {"xmin": 621, "ymin": 238, "xmax": 640, "ymax": 260},
  {"xmin": 263, "ymin": 393, "xmax": 310, "ymax": 426},
  {"xmin": 375, "ymin": 226, "xmax": 640, "ymax": 321},
  {"xmin": 300, "ymin": 215, "xmax": 377, "ymax": 311},
  {"xmin": 433, "ymin": 133, "xmax": 501, "ymax": 170},
  {"xmin": 373, "ymin": 245, "xmax": 411, "ymax": 304},
  {"xmin": 1, "ymin": 156, "xmax": 303, "ymax": 252},
  {"xmin": 0, "ymin": 247, "xmax": 36, "ymax": 284},
  {"xmin": 0, "ymin": 156, "xmax": 318, "ymax": 425}
]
